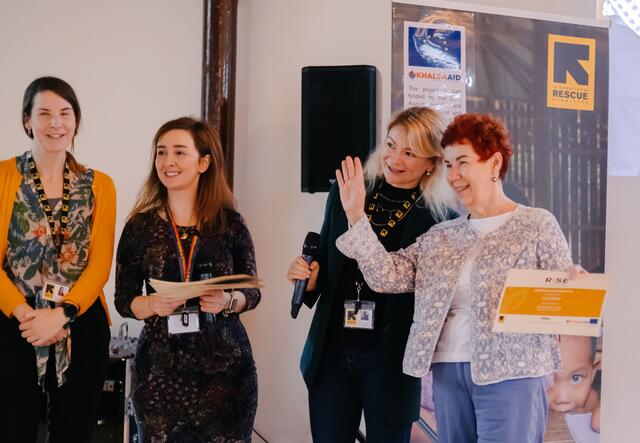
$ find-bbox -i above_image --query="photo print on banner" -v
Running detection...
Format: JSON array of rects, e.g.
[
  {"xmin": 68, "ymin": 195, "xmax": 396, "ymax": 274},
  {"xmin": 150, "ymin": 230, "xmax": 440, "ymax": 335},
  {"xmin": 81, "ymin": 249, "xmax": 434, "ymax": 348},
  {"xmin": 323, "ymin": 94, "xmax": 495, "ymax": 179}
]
[{"xmin": 392, "ymin": 2, "xmax": 608, "ymax": 442}]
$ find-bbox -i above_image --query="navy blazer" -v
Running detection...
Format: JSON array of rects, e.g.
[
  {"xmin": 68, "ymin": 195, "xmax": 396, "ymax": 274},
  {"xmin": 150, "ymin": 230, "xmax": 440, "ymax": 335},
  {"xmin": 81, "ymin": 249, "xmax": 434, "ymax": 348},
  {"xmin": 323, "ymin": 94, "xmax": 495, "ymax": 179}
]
[{"xmin": 299, "ymin": 182, "xmax": 441, "ymax": 425}]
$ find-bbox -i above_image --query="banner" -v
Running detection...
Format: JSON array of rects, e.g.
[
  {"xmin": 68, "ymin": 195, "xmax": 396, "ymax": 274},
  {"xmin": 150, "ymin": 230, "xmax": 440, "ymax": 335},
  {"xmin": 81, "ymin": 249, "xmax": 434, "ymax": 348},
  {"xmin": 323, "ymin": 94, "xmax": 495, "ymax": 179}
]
[{"xmin": 393, "ymin": 3, "xmax": 608, "ymax": 442}]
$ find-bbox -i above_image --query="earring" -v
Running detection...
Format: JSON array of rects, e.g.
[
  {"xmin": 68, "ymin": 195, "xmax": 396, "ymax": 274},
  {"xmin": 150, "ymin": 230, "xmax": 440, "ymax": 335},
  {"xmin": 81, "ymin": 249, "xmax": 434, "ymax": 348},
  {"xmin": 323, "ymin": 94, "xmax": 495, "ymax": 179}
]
[
  {"xmin": 27, "ymin": 128, "xmax": 33, "ymax": 137},
  {"xmin": 426, "ymin": 170, "xmax": 431, "ymax": 177},
  {"xmin": 491, "ymin": 177, "xmax": 498, "ymax": 182}
]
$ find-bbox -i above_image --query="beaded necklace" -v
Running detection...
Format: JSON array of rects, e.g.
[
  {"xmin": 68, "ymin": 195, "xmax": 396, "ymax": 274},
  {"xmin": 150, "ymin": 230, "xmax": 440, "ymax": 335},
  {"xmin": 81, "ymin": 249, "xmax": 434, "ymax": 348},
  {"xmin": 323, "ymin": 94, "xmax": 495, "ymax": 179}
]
[{"xmin": 365, "ymin": 183, "xmax": 418, "ymax": 237}]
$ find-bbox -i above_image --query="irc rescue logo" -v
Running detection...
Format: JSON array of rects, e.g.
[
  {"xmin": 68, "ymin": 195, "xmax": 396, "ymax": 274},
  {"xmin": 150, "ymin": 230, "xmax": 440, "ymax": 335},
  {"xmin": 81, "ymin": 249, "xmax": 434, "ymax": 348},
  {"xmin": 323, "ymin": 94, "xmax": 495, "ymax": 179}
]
[{"xmin": 547, "ymin": 34, "xmax": 596, "ymax": 111}]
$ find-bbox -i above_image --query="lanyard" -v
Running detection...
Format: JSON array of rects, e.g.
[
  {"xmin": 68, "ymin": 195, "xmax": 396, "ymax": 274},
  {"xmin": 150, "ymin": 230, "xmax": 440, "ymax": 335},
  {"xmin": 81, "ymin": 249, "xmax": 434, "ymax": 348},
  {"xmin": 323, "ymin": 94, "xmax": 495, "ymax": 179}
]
[
  {"xmin": 166, "ymin": 206, "xmax": 198, "ymax": 282},
  {"xmin": 354, "ymin": 281, "xmax": 363, "ymax": 314},
  {"xmin": 26, "ymin": 151, "xmax": 71, "ymax": 254}
]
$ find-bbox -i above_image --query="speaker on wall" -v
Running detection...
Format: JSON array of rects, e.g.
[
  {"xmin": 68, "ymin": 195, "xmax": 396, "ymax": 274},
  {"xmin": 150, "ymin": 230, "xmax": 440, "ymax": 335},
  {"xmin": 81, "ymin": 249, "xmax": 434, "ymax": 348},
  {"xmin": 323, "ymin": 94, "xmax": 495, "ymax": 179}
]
[{"xmin": 301, "ymin": 65, "xmax": 376, "ymax": 193}]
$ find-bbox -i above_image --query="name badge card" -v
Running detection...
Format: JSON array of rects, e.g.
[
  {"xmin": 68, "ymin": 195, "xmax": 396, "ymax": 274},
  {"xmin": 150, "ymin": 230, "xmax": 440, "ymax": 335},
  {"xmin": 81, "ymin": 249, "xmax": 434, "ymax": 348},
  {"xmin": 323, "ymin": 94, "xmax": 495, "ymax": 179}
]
[
  {"xmin": 42, "ymin": 280, "xmax": 70, "ymax": 303},
  {"xmin": 343, "ymin": 300, "xmax": 375, "ymax": 330},
  {"xmin": 492, "ymin": 269, "xmax": 608, "ymax": 337},
  {"xmin": 168, "ymin": 305, "xmax": 200, "ymax": 334}
]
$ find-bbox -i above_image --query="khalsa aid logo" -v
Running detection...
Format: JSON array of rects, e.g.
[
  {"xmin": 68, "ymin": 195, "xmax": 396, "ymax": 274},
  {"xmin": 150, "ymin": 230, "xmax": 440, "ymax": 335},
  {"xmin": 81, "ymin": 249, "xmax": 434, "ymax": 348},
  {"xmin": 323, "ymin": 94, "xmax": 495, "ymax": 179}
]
[
  {"xmin": 547, "ymin": 34, "xmax": 596, "ymax": 111},
  {"xmin": 408, "ymin": 70, "xmax": 461, "ymax": 81}
]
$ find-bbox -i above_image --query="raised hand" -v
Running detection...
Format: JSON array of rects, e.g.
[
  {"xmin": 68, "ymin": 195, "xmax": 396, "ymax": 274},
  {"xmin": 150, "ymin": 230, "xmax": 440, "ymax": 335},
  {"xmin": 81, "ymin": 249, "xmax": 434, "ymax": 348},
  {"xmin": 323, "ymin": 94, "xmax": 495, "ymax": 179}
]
[{"xmin": 335, "ymin": 156, "xmax": 367, "ymax": 225}]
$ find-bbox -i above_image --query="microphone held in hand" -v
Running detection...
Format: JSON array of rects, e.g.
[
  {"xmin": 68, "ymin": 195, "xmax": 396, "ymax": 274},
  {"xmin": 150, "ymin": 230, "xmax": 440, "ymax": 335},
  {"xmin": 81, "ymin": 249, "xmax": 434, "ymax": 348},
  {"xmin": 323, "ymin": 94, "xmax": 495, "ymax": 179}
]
[{"xmin": 291, "ymin": 232, "xmax": 321, "ymax": 319}]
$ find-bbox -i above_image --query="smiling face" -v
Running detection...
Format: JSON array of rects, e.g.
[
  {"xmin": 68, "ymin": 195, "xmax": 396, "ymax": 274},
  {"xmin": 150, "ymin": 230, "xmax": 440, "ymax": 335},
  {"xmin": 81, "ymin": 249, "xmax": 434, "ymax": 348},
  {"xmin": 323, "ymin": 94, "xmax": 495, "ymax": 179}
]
[
  {"xmin": 382, "ymin": 124, "xmax": 434, "ymax": 189},
  {"xmin": 24, "ymin": 90, "xmax": 77, "ymax": 155},
  {"xmin": 155, "ymin": 129, "xmax": 211, "ymax": 193},
  {"xmin": 547, "ymin": 336, "xmax": 599, "ymax": 413},
  {"xmin": 443, "ymin": 142, "xmax": 502, "ymax": 213}
]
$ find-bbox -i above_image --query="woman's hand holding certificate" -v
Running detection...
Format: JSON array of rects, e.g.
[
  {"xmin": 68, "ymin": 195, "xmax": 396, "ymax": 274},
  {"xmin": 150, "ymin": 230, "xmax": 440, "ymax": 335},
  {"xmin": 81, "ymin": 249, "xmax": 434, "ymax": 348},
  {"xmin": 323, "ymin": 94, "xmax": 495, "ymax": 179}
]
[{"xmin": 149, "ymin": 274, "xmax": 262, "ymax": 301}]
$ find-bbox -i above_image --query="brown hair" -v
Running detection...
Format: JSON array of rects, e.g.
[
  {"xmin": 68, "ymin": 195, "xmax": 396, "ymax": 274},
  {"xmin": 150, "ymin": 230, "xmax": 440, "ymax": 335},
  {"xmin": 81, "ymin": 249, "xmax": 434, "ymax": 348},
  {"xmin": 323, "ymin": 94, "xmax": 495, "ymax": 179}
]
[
  {"xmin": 22, "ymin": 76, "xmax": 86, "ymax": 173},
  {"xmin": 128, "ymin": 117, "xmax": 235, "ymax": 235},
  {"xmin": 441, "ymin": 113, "xmax": 513, "ymax": 179}
]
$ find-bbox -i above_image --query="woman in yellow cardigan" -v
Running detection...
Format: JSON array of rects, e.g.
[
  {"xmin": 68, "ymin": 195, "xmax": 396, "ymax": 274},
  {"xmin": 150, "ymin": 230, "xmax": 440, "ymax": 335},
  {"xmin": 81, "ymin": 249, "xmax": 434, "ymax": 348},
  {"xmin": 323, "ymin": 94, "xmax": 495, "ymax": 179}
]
[{"xmin": 0, "ymin": 77, "xmax": 116, "ymax": 443}]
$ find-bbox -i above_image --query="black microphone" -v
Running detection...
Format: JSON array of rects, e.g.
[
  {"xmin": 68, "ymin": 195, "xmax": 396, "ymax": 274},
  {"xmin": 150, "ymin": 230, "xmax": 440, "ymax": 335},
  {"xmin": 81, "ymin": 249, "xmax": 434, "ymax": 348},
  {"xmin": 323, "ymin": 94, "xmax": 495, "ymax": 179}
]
[{"xmin": 291, "ymin": 231, "xmax": 321, "ymax": 319}]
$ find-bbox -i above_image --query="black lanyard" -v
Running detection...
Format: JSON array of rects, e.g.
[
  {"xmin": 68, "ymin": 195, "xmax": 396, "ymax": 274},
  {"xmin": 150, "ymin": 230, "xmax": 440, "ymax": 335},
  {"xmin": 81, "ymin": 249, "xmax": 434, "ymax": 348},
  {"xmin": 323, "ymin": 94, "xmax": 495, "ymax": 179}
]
[
  {"xmin": 26, "ymin": 151, "xmax": 71, "ymax": 254},
  {"xmin": 166, "ymin": 206, "xmax": 199, "ymax": 282}
]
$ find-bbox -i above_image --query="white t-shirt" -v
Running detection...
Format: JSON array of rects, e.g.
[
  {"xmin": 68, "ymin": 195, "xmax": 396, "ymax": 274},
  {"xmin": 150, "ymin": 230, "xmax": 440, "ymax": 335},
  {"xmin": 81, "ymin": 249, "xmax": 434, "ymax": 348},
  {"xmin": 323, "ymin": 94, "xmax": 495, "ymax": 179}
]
[{"xmin": 432, "ymin": 209, "xmax": 516, "ymax": 363}]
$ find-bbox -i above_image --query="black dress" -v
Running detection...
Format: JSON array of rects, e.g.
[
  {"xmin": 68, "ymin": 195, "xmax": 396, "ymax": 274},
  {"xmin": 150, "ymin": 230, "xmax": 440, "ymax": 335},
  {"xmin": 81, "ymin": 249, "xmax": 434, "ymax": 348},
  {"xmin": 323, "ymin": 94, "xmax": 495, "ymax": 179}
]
[{"xmin": 114, "ymin": 210, "xmax": 260, "ymax": 443}]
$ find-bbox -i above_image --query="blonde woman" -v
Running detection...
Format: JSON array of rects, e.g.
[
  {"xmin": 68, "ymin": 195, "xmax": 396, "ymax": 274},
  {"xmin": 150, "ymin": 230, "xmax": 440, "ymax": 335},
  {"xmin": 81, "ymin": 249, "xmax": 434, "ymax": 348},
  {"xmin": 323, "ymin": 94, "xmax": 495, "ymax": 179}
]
[{"xmin": 287, "ymin": 107, "xmax": 455, "ymax": 443}]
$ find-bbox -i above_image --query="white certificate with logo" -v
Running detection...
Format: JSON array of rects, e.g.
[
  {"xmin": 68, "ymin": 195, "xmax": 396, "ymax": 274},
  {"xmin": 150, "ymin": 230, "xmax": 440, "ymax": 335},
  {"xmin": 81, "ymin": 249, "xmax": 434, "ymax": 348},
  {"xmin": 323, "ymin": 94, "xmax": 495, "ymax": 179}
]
[{"xmin": 492, "ymin": 269, "xmax": 608, "ymax": 337}]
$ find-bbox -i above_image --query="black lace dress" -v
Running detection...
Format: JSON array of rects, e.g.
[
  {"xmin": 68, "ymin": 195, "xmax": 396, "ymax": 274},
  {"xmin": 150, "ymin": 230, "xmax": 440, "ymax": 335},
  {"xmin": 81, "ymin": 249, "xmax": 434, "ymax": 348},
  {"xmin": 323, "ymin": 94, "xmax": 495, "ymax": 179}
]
[{"xmin": 114, "ymin": 210, "xmax": 260, "ymax": 443}]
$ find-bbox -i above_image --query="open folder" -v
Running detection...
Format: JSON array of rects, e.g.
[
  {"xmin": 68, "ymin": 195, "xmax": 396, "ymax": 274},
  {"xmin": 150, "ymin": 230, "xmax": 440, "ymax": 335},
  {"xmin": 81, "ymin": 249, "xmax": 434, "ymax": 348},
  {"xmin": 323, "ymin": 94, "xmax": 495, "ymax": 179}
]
[
  {"xmin": 148, "ymin": 274, "xmax": 262, "ymax": 301},
  {"xmin": 492, "ymin": 269, "xmax": 608, "ymax": 337}
]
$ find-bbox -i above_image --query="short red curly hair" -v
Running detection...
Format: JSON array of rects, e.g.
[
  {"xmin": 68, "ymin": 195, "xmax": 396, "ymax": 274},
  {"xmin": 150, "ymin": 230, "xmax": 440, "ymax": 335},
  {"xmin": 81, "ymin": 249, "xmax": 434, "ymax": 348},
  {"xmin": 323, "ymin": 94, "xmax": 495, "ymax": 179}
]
[{"xmin": 441, "ymin": 113, "xmax": 513, "ymax": 179}]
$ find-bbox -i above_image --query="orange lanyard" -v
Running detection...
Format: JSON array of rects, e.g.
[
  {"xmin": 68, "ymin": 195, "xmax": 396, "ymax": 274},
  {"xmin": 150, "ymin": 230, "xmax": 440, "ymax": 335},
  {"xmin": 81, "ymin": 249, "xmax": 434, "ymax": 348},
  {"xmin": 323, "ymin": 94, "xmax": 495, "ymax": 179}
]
[{"xmin": 166, "ymin": 207, "xmax": 198, "ymax": 282}]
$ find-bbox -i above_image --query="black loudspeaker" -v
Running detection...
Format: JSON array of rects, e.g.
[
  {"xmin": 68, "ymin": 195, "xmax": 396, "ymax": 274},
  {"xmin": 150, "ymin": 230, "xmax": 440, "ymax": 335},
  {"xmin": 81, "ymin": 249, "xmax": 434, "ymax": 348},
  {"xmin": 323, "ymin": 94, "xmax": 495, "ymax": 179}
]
[{"xmin": 301, "ymin": 65, "xmax": 376, "ymax": 193}]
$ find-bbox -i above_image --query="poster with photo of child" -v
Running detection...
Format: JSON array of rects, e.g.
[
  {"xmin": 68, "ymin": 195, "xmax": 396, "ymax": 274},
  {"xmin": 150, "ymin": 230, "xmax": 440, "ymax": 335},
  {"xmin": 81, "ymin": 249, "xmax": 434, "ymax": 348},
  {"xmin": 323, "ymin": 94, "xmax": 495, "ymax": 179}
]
[{"xmin": 393, "ymin": 3, "xmax": 608, "ymax": 442}]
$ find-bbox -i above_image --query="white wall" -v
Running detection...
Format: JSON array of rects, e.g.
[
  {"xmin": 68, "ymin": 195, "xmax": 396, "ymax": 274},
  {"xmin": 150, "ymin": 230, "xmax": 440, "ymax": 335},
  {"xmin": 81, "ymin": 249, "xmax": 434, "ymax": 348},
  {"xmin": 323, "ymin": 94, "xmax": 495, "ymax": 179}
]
[
  {"xmin": 600, "ymin": 21, "xmax": 640, "ymax": 443},
  {"xmin": 602, "ymin": 177, "xmax": 640, "ymax": 443},
  {"xmin": 234, "ymin": 1, "xmax": 394, "ymax": 441},
  {"xmin": 0, "ymin": 0, "xmax": 203, "ymax": 337}
]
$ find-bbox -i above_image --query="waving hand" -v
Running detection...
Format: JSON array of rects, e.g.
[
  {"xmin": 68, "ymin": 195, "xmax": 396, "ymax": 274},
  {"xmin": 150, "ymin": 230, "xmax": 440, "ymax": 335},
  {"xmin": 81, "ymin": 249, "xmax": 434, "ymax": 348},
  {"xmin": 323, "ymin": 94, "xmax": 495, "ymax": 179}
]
[{"xmin": 335, "ymin": 156, "xmax": 367, "ymax": 226}]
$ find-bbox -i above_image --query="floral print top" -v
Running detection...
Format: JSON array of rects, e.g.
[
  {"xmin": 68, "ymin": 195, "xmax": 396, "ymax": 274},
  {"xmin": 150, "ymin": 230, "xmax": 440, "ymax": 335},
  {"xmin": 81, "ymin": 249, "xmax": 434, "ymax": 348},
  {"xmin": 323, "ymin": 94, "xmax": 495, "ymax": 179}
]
[{"xmin": 3, "ymin": 151, "xmax": 95, "ymax": 384}]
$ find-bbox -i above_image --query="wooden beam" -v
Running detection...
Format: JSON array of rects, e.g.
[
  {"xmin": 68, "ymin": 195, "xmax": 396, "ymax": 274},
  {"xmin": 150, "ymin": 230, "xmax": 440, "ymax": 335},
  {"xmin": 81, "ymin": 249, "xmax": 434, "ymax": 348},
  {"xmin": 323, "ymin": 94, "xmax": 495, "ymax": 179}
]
[{"xmin": 202, "ymin": 0, "xmax": 238, "ymax": 187}]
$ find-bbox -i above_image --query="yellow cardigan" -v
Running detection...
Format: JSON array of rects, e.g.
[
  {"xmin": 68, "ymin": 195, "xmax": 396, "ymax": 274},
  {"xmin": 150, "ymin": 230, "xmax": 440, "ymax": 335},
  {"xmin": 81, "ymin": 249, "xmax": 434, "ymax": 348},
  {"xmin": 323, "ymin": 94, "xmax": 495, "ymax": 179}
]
[{"xmin": 0, "ymin": 156, "xmax": 115, "ymax": 322}]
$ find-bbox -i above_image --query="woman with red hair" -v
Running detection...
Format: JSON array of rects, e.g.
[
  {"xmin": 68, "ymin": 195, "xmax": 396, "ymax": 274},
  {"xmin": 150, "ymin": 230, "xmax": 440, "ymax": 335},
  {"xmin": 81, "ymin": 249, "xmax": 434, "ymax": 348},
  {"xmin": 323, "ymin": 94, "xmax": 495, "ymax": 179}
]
[{"xmin": 335, "ymin": 113, "xmax": 581, "ymax": 443}]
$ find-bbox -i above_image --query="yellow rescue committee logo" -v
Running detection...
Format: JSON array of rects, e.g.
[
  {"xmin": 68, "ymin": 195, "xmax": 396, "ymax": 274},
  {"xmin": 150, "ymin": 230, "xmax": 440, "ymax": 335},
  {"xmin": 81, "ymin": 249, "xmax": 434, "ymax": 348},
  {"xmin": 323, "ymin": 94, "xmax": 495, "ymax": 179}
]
[{"xmin": 547, "ymin": 34, "xmax": 596, "ymax": 111}]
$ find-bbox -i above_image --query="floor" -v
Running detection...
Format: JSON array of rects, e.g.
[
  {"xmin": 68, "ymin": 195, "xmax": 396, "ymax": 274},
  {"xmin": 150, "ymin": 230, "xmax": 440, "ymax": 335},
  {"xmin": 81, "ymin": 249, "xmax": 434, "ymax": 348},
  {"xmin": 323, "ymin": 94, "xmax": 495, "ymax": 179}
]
[{"xmin": 37, "ymin": 423, "xmax": 127, "ymax": 443}]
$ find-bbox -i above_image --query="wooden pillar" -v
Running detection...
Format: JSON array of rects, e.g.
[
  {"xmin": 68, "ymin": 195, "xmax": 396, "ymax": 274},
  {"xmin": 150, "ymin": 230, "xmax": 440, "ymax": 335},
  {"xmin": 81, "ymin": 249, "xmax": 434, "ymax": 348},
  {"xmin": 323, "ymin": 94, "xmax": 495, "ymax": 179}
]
[{"xmin": 202, "ymin": 0, "xmax": 238, "ymax": 187}]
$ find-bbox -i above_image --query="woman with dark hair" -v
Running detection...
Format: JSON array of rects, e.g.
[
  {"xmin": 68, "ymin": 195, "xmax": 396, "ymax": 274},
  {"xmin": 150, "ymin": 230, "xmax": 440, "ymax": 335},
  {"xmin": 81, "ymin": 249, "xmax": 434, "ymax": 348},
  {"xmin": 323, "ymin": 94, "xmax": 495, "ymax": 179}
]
[
  {"xmin": 0, "ymin": 76, "xmax": 116, "ymax": 442},
  {"xmin": 114, "ymin": 117, "xmax": 260, "ymax": 442},
  {"xmin": 287, "ymin": 107, "xmax": 455, "ymax": 442},
  {"xmin": 336, "ymin": 113, "xmax": 583, "ymax": 443}
]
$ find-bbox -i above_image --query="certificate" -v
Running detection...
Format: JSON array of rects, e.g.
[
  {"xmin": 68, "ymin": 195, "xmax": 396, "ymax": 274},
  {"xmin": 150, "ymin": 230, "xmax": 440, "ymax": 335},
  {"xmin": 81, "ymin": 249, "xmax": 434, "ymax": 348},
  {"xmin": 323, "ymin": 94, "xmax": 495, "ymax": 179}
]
[
  {"xmin": 492, "ymin": 269, "xmax": 608, "ymax": 337},
  {"xmin": 148, "ymin": 274, "xmax": 262, "ymax": 301}
]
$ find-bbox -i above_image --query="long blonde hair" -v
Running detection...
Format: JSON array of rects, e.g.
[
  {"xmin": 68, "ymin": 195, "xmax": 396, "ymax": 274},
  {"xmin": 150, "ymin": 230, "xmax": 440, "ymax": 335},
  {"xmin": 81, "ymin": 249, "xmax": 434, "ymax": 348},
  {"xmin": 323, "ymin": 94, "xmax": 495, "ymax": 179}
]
[
  {"xmin": 363, "ymin": 107, "xmax": 455, "ymax": 220},
  {"xmin": 128, "ymin": 117, "xmax": 235, "ymax": 235}
]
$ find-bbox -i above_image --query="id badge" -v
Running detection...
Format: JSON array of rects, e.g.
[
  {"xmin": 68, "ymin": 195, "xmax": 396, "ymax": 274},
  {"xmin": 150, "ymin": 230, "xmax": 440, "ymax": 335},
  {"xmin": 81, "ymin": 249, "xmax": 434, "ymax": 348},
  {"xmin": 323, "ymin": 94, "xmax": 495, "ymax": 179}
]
[
  {"xmin": 42, "ymin": 280, "xmax": 70, "ymax": 303},
  {"xmin": 343, "ymin": 300, "xmax": 375, "ymax": 330},
  {"xmin": 168, "ymin": 306, "xmax": 200, "ymax": 334}
]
